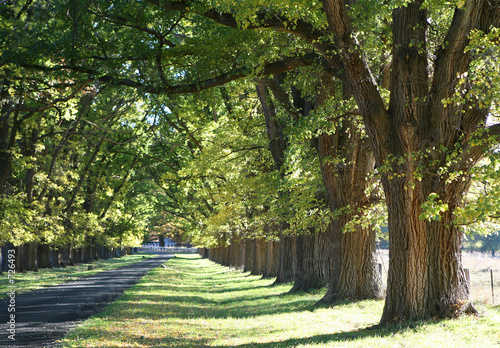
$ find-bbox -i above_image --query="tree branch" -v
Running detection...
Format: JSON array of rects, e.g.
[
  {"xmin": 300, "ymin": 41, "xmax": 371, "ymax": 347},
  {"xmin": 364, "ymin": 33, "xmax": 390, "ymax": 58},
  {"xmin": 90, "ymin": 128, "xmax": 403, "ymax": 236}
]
[
  {"xmin": 430, "ymin": 0, "xmax": 500, "ymax": 144},
  {"xmin": 9, "ymin": 79, "xmax": 94, "ymax": 114},
  {"xmin": 98, "ymin": 53, "xmax": 319, "ymax": 94},
  {"xmin": 451, "ymin": 123, "xmax": 500, "ymax": 174},
  {"xmin": 321, "ymin": 0, "xmax": 390, "ymax": 164},
  {"xmin": 143, "ymin": 0, "xmax": 344, "ymax": 74}
]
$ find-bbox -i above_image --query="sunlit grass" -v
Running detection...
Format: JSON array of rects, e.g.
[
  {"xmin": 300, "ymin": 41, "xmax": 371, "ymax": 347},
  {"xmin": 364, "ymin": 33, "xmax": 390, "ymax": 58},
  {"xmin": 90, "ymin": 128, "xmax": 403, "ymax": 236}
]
[
  {"xmin": 0, "ymin": 251, "xmax": 156, "ymax": 298},
  {"xmin": 60, "ymin": 254, "xmax": 500, "ymax": 348}
]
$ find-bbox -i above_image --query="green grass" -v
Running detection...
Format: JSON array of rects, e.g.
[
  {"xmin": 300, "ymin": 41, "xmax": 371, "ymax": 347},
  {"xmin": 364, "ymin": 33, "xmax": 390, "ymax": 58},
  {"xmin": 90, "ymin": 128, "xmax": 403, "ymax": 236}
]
[
  {"xmin": 59, "ymin": 255, "xmax": 500, "ymax": 348},
  {"xmin": 0, "ymin": 251, "xmax": 156, "ymax": 298}
]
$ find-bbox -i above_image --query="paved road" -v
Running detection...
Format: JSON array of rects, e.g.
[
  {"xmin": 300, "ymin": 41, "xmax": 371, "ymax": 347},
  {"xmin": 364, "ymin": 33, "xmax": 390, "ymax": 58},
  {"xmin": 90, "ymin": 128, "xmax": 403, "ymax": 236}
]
[{"xmin": 0, "ymin": 253, "xmax": 173, "ymax": 347}]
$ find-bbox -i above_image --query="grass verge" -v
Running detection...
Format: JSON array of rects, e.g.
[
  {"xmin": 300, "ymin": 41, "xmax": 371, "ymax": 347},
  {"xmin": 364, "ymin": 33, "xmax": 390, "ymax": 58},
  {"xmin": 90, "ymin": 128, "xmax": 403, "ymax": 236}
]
[
  {"xmin": 60, "ymin": 254, "xmax": 500, "ymax": 348},
  {"xmin": 0, "ymin": 251, "xmax": 157, "ymax": 298}
]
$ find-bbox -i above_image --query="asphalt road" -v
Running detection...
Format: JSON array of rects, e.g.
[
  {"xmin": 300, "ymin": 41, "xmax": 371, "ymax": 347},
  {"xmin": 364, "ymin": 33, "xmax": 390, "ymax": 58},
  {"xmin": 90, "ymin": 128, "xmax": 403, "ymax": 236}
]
[{"xmin": 0, "ymin": 253, "xmax": 173, "ymax": 348}]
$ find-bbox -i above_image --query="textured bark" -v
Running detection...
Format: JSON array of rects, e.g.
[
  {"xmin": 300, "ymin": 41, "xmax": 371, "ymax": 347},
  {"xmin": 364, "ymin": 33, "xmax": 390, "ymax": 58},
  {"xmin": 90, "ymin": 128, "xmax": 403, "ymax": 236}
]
[
  {"xmin": 250, "ymin": 239, "xmax": 262, "ymax": 275},
  {"xmin": 14, "ymin": 243, "xmax": 37, "ymax": 272},
  {"xmin": 263, "ymin": 240, "xmax": 279, "ymax": 278},
  {"xmin": 275, "ymin": 234, "xmax": 295, "ymax": 283},
  {"xmin": 318, "ymin": 0, "xmax": 498, "ymax": 322},
  {"xmin": 257, "ymin": 80, "xmax": 287, "ymax": 170},
  {"xmin": 235, "ymin": 241, "xmax": 246, "ymax": 269},
  {"xmin": 38, "ymin": 244, "xmax": 51, "ymax": 269},
  {"xmin": 237, "ymin": 241, "xmax": 246, "ymax": 269},
  {"xmin": 14, "ymin": 245, "xmax": 24, "ymax": 273},
  {"xmin": 244, "ymin": 239, "xmax": 255, "ymax": 273},
  {"xmin": 222, "ymin": 245, "xmax": 230, "ymax": 266},
  {"xmin": 254, "ymin": 239, "xmax": 267, "ymax": 275},
  {"xmin": 318, "ymin": 132, "xmax": 382, "ymax": 302},
  {"xmin": 199, "ymin": 247, "xmax": 208, "ymax": 258},
  {"xmin": 68, "ymin": 245, "xmax": 75, "ymax": 265},
  {"xmin": 338, "ymin": 225, "xmax": 381, "ymax": 299},
  {"xmin": 27, "ymin": 243, "xmax": 38, "ymax": 272},
  {"xmin": 257, "ymin": 79, "xmax": 295, "ymax": 283},
  {"xmin": 215, "ymin": 246, "xmax": 222, "ymax": 264},
  {"xmin": 313, "ymin": 76, "xmax": 381, "ymax": 302},
  {"xmin": 228, "ymin": 243, "xmax": 237, "ymax": 267},
  {"xmin": 290, "ymin": 233, "xmax": 325, "ymax": 292}
]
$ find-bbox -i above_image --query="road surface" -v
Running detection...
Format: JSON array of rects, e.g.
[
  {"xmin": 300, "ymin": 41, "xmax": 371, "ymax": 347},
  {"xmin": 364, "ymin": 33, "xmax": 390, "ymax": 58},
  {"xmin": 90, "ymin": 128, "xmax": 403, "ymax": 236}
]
[{"xmin": 0, "ymin": 253, "xmax": 173, "ymax": 347}]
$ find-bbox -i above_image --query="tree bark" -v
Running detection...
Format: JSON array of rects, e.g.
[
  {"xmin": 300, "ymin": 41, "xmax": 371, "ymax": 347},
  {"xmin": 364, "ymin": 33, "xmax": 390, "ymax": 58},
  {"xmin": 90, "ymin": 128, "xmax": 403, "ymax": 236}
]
[
  {"xmin": 319, "ymin": 0, "xmax": 492, "ymax": 321},
  {"xmin": 274, "ymin": 233, "xmax": 295, "ymax": 283},
  {"xmin": 38, "ymin": 244, "xmax": 51, "ymax": 269},
  {"xmin": 263, "ymin": 240, "xmax": 279, "ymax": 278},
  {"xmin": 249, "ymin": 239, "xmax": 261, "ymax": 275},
  {"xmin": 254, "ymin": 238, "xmax": 267, "ymax": 276},
  {"xmin": 312, "ymin": 75, "xmax": 382, "ymax": 302},
  {"xmin": 237, "ymin": 241, "xmax": 246, "ymax": 269},
  {"xmin": 290, "ymin": 232, "xmax": 325, "ymax": 292}
]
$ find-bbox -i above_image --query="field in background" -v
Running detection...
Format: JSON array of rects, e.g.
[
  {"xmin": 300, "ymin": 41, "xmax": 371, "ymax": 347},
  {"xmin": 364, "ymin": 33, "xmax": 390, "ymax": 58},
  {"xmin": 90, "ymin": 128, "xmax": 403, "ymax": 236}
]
[{"xmin": 377, "ymin": 250, "xmax": 500, "ymax": 304}]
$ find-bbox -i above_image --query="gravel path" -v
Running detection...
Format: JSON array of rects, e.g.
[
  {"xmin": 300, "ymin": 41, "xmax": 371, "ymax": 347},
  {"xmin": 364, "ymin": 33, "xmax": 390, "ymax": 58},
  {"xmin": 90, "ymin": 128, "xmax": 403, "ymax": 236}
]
[{"xmin": 0, "ymin": 253, "xmax": 173, "ymax": 347}]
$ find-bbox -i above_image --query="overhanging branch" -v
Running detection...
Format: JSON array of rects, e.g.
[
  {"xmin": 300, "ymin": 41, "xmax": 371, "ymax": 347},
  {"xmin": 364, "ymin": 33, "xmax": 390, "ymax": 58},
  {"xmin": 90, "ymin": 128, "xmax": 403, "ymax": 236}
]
[
  {"xmin": 99, "ymin": 53, "xmax": 319, "ymax": 94},
  {"xmin": 144, "ymin": 0, "xmax": 344, "ymax": 74}
]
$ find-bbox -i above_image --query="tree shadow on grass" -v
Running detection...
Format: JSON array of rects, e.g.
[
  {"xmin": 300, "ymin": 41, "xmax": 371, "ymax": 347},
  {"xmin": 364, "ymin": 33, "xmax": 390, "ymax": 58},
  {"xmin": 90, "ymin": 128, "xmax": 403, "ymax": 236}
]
[
  {"xmin": 103, "ymin": 321, "xmax": 423, "ymax": 348},
  {"xmin": 205, "ymin": 321, "xmax": 431, "ymax": 348},
  {"xmin": 119, "ymin": 292, "xmax": 320, "ymax": 320}
]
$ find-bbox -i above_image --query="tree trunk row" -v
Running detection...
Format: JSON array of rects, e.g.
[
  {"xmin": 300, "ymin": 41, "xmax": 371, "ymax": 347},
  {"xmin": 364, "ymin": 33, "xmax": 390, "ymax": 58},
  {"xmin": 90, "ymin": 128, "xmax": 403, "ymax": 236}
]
[
  {"xmin": 200, "ymin": 235, "xmax": 335, "ymax": 294},
  {"xmin": 0, "ymin": 242, "xmax": 133, "ymax": 273},
  {"xmin": 199, "ymin": 238, "xmax": 284, "ymax": 279}
]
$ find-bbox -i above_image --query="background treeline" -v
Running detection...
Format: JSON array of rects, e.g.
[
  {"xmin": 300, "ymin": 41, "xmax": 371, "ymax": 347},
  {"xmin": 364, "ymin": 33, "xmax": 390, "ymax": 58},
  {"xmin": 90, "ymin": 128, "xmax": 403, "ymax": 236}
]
[{"xmin": 0, "ymin": 81, "xmax": 153, "ymax": 271}]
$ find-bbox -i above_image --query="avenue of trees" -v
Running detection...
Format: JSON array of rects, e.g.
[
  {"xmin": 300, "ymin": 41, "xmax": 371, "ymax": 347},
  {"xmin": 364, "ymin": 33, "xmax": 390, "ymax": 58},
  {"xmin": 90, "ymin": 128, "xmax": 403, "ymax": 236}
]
[{"xmin": 1, "ymin": 0, "xmax": 500, "ymax": 325}]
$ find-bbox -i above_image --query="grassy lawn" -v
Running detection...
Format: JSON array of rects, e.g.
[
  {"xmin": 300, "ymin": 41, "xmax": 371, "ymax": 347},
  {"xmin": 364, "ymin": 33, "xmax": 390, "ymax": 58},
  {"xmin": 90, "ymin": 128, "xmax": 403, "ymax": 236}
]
[
  {"xmin": 60, "ymin": 254, "xmax": 500, "ymax": 348},
  {"xmin": 0, "ymin": 251, "xmax": 156, "ymax": 298}
]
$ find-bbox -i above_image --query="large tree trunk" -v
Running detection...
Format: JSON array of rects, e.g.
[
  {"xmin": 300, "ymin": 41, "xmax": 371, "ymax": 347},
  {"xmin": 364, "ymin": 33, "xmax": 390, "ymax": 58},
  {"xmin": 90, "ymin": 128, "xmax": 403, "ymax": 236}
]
[
  {"xmin": 228, "ymin": 243, "xmax": 236, "ymax": 267},
  {"xmin": 237, "ymin": 241, "xmax": 246, "ymax": 269},
  {"xmin": 319, "ymin": 0, "xmax": 497, "ymax": 322},
  {"xmin": 427, "ymin": 213, "xmax": 470, "ymax": 317},
  {"xmin": 314, "ymin": 77, "xmax": 382, "ymax": 302},
  {"xmin": 380, "ymin": 176, "xmax": 471, "ymax": 322},
  {"xmin": 338, "ymin": 224, "xmax": 381, "ymax": 299},
  {"xmin": 1, "ymin": 243, "xmax": 15, "ymax": 272},
  {"xmin": 254, "ymin": 238, "xmax": 267, "ymax": 276},
  {"xmin": 38, "ymin": 244, "xmax": 51, "ymax": 269},
  {"xmin": 222, "ymin": 245, "xmax": 230, "ymax": 267},
  {"xmin": 290, "ymin": 233, "xmax": 324, "ymax": 292},
  {"xmin": 249, "ymin": 240, "xmax": 261, "ymax": 275},
  {"xmin": 263, "ymin": 240, "xmax": 279, "ymax": 278},
  {"xmin": 244, "ymin": 239, "xmax": 255, "ymax": 273},
  {"xmin": 275, "ymin": 233, "xmax": 295, "ymax": 283},
  {"xmin": 14, "ymin": 245, "xmax": 24, "ymax": 273},
  {"xmin": 257, "ymin": 79, "xmax": 296, "ymax": 283}
]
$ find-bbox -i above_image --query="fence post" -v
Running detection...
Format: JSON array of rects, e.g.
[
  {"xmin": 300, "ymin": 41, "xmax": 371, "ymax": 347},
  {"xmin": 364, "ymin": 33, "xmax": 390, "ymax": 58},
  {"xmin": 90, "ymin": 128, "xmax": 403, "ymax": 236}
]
[
  {"xmin": 464, "ymin": 268, "xmax": 470, "ymax": 289},
  {"xmin": 491, "ymin": 269, "xmax": 495, "ymax": 304}
]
